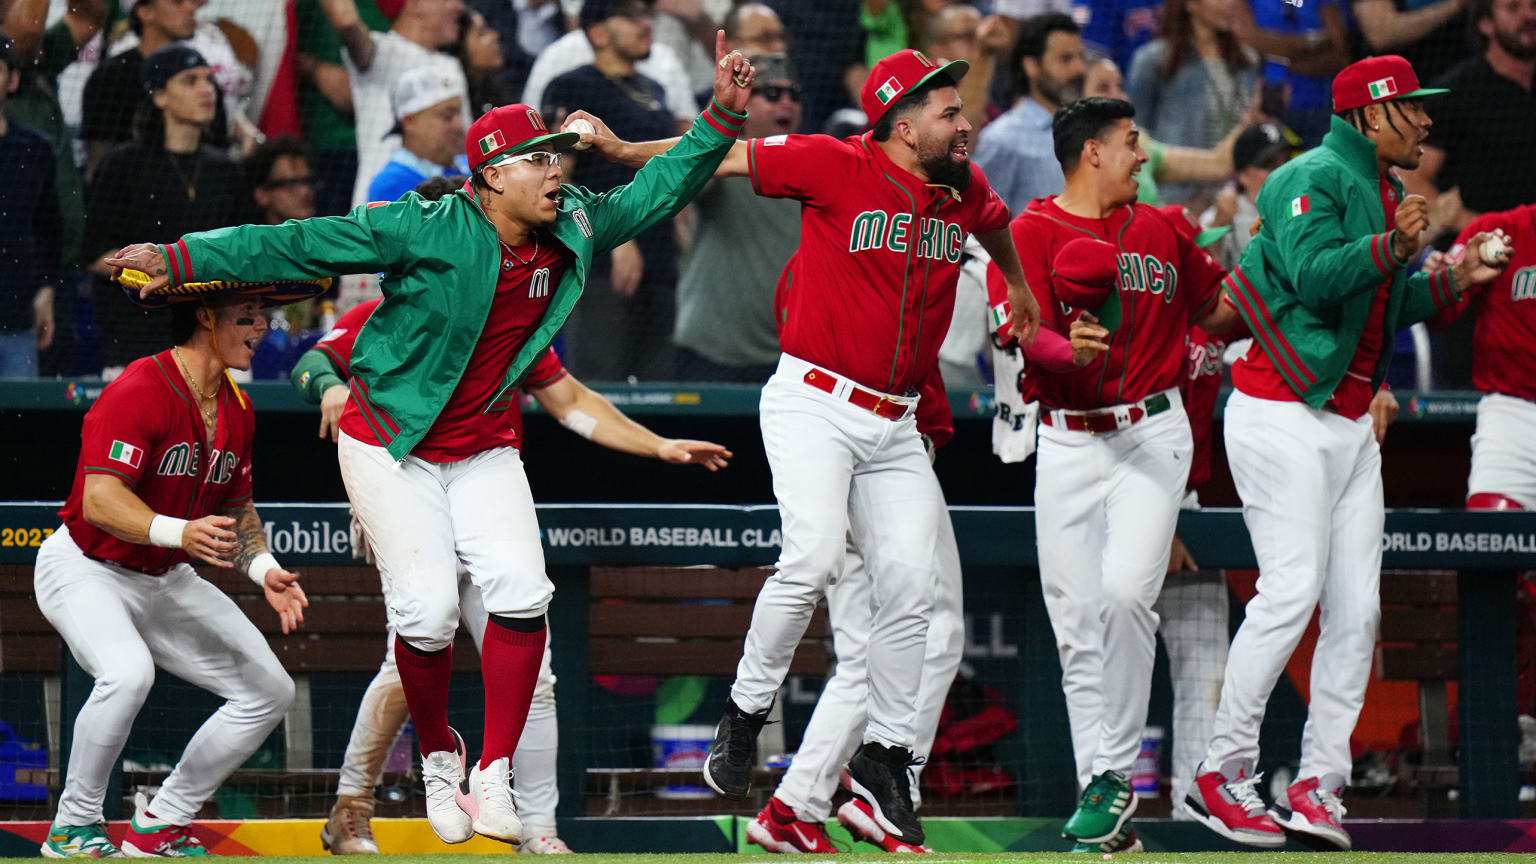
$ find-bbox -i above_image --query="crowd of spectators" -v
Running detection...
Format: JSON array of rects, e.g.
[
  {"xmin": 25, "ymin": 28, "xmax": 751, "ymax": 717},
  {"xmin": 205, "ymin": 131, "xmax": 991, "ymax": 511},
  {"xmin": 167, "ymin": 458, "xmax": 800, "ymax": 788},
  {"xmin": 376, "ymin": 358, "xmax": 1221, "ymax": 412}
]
[{"xmin": 0, "ymin": 0, "xmax": 1531, "ymax": 386}]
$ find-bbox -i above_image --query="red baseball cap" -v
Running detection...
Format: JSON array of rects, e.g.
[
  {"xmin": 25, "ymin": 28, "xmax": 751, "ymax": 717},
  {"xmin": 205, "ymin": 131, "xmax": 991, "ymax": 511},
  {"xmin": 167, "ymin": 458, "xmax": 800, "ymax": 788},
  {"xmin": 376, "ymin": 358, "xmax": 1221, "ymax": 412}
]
[
  {"xmin": 466, "ymin": 103, "xmax": 580, "ymax": 173},
  {"xmin": 1053, "ymin": 236, "xmax": 1123, "ymax": 332},
  {"xmin": 860, "ymin": 49, "xmax": 968, "ymax": 127},
  {"xmin": 1331, "ymin": 55, "xmax": 1447, "ymax": 112}
]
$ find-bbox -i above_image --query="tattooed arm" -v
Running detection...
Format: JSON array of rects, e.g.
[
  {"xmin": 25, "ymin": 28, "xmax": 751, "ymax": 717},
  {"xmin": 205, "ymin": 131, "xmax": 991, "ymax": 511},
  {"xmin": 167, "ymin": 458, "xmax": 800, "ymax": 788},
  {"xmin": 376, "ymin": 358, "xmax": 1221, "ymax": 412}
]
[{"xmin": 221, "ymin": 501, "xmax": 309, "ymax": 634}]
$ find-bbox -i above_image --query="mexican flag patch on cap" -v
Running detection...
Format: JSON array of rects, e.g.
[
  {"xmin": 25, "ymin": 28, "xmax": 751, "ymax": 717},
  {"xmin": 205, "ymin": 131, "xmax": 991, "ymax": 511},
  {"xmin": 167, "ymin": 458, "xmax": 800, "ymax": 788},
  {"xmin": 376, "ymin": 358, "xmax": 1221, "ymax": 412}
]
[
  {"xmin": 478, "ymin": 129, "xmax": 506, "ymax": 156},
  {"xmin": 1367, "ymin": 77, "xmax": 1397, "ymax": 100},
  {"xmin": 1291, "ymin": 195, "xmax": 1310, "ymax": 217},
  {"xmin": 875, "ymin": 77, "xmax": 903, "ymax": 105},
  {"xmin": 109, "ymin": 440, "xmax": 143, "ymax": 469}
]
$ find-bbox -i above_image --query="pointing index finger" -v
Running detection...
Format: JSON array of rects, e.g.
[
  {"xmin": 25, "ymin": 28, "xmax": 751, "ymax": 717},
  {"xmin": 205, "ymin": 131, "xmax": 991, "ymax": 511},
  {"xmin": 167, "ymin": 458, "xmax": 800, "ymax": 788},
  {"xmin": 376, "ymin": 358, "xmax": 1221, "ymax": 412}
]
[{"xmin": 714, "ymin": 29, "xmax": 726, "ymax": 65}]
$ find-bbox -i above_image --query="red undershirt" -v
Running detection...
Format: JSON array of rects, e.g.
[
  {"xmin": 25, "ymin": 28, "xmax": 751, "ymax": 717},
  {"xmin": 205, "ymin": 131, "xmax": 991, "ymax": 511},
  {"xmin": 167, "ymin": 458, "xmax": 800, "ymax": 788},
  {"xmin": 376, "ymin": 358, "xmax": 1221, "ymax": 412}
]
[
  {"xmin": 1234, "ymin": 174, "xmax": 1398, "ymax": 419},
  {"xmin": 340, "ymin": 233, "xmax": 567, "ymax": 461}
]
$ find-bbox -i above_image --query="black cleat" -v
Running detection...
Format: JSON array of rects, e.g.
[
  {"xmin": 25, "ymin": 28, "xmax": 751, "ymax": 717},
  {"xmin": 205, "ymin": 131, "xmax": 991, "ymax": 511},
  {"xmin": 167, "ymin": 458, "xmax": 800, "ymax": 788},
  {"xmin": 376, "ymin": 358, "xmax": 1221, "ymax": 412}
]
[
  {"xmin": 701, "ymin": 698, "xmax": 770, "ymax": 799},
  {"xmin": 844, "ymin": 742, "xmax": 925, "ymax": 846}
]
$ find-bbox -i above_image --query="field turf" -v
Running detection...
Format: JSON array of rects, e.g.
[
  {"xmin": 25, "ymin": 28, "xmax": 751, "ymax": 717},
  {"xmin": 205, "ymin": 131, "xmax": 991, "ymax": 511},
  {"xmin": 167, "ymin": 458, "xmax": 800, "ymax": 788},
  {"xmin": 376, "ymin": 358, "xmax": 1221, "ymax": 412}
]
[{"xmin": 0, "ymin": 854, "xmax": 1525, "ymax": 863}]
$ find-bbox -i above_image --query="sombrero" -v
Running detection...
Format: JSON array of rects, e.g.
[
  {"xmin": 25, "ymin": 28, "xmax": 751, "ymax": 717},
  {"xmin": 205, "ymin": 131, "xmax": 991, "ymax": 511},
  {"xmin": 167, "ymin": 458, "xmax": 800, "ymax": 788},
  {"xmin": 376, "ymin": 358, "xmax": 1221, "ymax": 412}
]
[{"xmin": 117, "ymin": 269, "xmax": 332, "ymax": 310}]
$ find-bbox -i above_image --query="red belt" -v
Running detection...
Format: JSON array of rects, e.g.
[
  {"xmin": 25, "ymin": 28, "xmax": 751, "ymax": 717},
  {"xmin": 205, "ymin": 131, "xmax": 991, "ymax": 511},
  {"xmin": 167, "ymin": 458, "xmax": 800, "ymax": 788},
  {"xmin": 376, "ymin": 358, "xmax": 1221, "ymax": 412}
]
[
  {"xmin": 802, "ymin": 369, "xmax": 912, "ymax": 421},
  {"xmin": 1041, "ymin": 392, "xmax": 1172, "ymax": 434}
]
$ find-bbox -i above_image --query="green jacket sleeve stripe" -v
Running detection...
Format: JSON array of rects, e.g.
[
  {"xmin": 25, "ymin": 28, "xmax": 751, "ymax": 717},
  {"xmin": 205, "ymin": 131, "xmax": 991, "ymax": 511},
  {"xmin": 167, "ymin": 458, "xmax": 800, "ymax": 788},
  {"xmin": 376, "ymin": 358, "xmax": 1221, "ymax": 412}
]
[{"xmin": 1227, "ymin": 267, "xmax": 1319, "ymax": 389}]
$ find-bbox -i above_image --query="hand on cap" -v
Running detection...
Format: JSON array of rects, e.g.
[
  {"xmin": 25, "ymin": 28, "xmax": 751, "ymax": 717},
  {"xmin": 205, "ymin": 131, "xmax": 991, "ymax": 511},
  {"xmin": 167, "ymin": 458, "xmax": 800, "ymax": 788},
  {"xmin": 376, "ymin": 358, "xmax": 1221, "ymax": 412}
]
[
  {"xmin": 104, "ymin": 243, "xmax": 171, "ymax": 298},
  {"xmin": 713, "ymin": 30, "xmax": 755, "ymax": 115}
]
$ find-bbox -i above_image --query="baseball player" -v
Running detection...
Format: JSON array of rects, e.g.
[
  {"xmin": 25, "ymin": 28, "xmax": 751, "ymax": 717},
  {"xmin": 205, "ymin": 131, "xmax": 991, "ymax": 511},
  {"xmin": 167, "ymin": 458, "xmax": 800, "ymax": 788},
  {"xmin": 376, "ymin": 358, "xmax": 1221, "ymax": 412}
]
[
  {"xmin": 294, "ymin": 288, "xmax": 732, "ymax": 855},
  {"xmin": 106, "ymin": 33, "xmax": 756, "ymax": 848},
  {"xmin": 36, "ymin": 277, "xmax": 322, "ymax": 858},
  {"xmin": 986, "ymin": 97, "xmax": 1241, "ymax": 852},
  {"xmin": 746, "ymin": 258, "xmax": 963, "ymax": 854},
  {"xmin": 1186, "ymin": 55, "xmax": 1511, "ymax": 851},
  {"xmin": 1422, "ymin": 203, "xmax": 1536, "ymax": 511},
  {"xmin": 566, "ymin": 47, "xmax": 1040, "ymax": 847}
]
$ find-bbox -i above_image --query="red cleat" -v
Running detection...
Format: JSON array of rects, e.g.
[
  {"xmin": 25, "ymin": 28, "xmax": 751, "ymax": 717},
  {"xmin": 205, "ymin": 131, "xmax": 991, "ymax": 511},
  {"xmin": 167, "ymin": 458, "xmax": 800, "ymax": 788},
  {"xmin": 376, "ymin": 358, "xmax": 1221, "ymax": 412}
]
[
  {"xmin": 746, "ymin": 798, "xmax": 839, "ymax": 854},
  {"xmin": 1270, "ymin": 774, "xmax": 1350, "ymax": 851},
  {"xmin": 837, "ymin": 799, "xmax": 931, "ymax": 853},
  {"xmin": 1182, "ymin": 760, "xmax": 1285, "ymax": 848}
]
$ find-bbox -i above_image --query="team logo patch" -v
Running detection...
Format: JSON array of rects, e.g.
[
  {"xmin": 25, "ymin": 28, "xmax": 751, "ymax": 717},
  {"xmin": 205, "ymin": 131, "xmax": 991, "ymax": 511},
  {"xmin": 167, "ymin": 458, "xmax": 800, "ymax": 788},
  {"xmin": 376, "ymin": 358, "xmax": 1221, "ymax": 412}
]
[
  {"xmin": 478, "ymin": 130, "xmax": 506, "ymax": 156},
  {"xmin": 913, "ymin": 51, "xmax": 936, "ymax": 69},
  {"xmin": 763, "ymin": 134, "xmax": 788, "ymax": 147},
  {"xmin": 1512, "ymin": 267, "xmax": 1536, "ymax": 302},
  {"xmin": 572, "ymin": 208, "xmax": 593, "ymax": 239},
  {"xmin": 1290, "ymin": 195, "xmax": 1310, "ymax": 217},
  {"xmin": 875, "ymin": 77, "xmax": 903, "ymax": 105},
  {"xmin": 298, "ymin": 370, "xmax": 312, "ymax": 390},
  {"xmin": 990, "ymin": 300, "xmax": 1010, "ymax": 330},
  {"xmin": 1367, "ymin": 77, "xmax": 1397, "ymax": 100},
  {"xmin": 525, "ymin": 109, "xmax": 547, "ymax": 132},
  {"xmin": 108, "ymin": 440, "xmax": 143, "ymax": 469}
]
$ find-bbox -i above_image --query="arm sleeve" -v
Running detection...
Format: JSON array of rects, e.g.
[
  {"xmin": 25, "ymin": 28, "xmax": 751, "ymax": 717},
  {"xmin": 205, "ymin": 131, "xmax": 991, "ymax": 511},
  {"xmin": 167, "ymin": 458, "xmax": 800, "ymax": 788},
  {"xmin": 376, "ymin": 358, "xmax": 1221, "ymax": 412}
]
[
  {"xmin": 585, "ymin": 100, "xmax": 745, "ymax": 253},
  {"xmin": 523, "ymin": 347, "xmax": 569, "ymax": 388},
  {"xmin": 967, "ymin": 167, "xmax": 1012, "ymax": 234},
  {"xmin": 167, "ymin": 199, "xmax": 425, "ymax": 287},
  {"xmin": 290, "ymin": 348, "xmax": 347, "ymax": 405},
  {"xmin": 747, "ymin": 133, "xmax": 853, "ymax": 203},
  {"xmin": 1270, "ymin": 173, "xmax": 1402, "ymax": 311},
  {"xmin": 79, "ymin": 382, "xmax": 160, "ymax": 489}
]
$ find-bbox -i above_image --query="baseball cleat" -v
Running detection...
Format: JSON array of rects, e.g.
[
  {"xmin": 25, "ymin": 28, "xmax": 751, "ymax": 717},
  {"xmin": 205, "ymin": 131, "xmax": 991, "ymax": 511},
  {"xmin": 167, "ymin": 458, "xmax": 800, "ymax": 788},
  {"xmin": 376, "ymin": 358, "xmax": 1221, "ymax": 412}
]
[
  {"xmin": 836, "ymin": 799, "xmax": 930, "ymax": 852},
  {"xmin": 702, "ymin": 698, "xmax": 770, "ymax": 799},
  {"xmin": 1062, "ymin": 770, "xmax": 1137, "ymax": 844},
  {"xmin": 1182, "ymin": 759, "xmax": 1285, "ymax": 848},
  {"xmin": 40, "ymin": 821, "xmax": 121, "ymax": 858},
  {"xmin": 320, "ymin": 794, "xmax": 379, "ymax": 854},
  {"xmin": 420, "ymin": 728, "xmax": 474, "ymax": 844},
  {"xmin": 518, "ymin": 831, "xmax": 573, "ymax": 854},
  {"xmin": 746, "ymin": 798, "xmax": 838, "ymax": 853},
  {"xmin": 1069, "ymin": 822, "xmax": 1143, "ymax": 854},
  {"xmin": 844, "ymin": 742, "xmax": 925, "ymax": 847},
  {"xmin": 120, "ymin": 793, "xmax": 207, "ymax": 857},
  {"xmin": 1270, "ymin": 774, "xmax": 1351, "ymax": 851},
  {"xmin": 467, "ymin": 756, "xmax": 523, "ymax": 845}
]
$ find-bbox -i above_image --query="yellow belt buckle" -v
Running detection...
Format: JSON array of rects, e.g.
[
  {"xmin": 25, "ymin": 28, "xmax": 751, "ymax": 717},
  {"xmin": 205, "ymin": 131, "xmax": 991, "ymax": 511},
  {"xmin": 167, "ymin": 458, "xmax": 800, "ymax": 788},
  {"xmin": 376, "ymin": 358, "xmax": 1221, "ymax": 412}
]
[{"xmin": 872, "ymin": 395, "xmax": 889, "ymax": 417}]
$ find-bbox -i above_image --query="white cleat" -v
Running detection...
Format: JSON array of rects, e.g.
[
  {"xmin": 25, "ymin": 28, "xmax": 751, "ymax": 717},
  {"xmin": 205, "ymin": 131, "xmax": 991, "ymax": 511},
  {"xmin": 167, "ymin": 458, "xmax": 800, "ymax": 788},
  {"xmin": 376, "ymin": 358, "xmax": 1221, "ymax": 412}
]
[
  {"xmin": 420, "ymin": 728, "xmax": 474, "ymax": 844},
  {"xmin": 320, "ymin": 794, "xmax": 380, "ymax": 854},
  {"xmin": 469, "ymin": 756, "xmax": 523, "ymax": 845},
  {"xmin": 519, "ymin": 833, "xmax": 574, "ymax": 854}
]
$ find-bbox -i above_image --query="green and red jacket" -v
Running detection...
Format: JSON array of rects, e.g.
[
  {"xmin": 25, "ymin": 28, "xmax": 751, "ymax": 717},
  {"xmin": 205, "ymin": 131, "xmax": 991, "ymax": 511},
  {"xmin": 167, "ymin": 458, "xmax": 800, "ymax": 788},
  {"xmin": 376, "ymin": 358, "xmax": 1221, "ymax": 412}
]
[
  {"xmin": 1223, "ymin": 115, "xmax": 1458, "ymax": 408},
  {"xmin": 160, "ymin": 102, "xmax": 745, "ymax": 459}
]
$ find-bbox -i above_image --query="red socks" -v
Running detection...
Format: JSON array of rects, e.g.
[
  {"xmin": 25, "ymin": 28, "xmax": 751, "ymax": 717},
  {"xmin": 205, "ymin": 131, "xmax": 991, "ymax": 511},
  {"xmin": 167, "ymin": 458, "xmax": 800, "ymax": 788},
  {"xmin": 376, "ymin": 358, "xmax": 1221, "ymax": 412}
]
[
  {"xmin": 479, "ymin": 615, "xmax": 546, "ymax": 769},
  {"xmin": 394, "ymin": 636, "xmax": 455, "ymax": 756}
]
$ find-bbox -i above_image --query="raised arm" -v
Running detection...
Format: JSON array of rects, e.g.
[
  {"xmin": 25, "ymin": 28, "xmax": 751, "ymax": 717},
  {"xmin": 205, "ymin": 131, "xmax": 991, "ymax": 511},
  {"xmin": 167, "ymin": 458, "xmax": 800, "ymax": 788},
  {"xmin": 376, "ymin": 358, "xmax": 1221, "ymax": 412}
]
[
  {"xmin": 1353, "ymin": 0, "xmax": 1465, "ymax": 52},
  {"xmin": 530, "ymin": 375, "xmax": 732, "ymax": 469},
  {"xmin": 318, "ymin": 0, "xmax": 376, "ymax": 71}
]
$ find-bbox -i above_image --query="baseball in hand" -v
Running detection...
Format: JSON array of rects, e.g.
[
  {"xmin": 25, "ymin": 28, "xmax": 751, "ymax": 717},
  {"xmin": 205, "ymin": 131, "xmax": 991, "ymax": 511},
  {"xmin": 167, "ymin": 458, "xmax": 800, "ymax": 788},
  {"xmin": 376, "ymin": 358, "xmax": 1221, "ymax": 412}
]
[
  {"xmin": 568, "ymin": 118, "xmax": 595, "ymax": 151},
  {"xmin": 1480, "ymin": 233, "xmax": 1508, "ymax": 265}
]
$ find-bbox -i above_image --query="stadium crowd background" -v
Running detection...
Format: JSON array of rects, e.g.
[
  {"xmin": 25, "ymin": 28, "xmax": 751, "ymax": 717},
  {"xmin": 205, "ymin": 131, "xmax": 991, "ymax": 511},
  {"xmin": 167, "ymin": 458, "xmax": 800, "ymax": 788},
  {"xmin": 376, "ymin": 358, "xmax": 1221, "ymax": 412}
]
[{"xmin": 0, "ymin": 0, "xmax": 1532, "ymax": 388}]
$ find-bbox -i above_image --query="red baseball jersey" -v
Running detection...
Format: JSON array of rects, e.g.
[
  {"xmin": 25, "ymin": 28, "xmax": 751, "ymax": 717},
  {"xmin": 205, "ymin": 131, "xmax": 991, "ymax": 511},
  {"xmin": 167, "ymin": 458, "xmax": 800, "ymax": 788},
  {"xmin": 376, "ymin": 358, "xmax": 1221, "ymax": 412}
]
[
  {"xmin": 749, "ymin": 132, "xmax": 1010, "ymax": 394},
  {"xmin": 1180, "ymin": 325, "xmax": 1226, "ymax": 493},
  {"xmin": 1443, "ymin": 205, "xmax": 1536, "ymax": 401},
  {"xmin": 324, "ymin": 298, "xmax": 567, "ymax": 446},
  {"xmin": 58, "ymin": 350, "xmax": 256, "ymax": 575},
  {"xmin": 999, "ymin": 197, "xmax": 1226, "ymax": 410},
  {"xmin": 775, "ymin": 252, "xmax": 953, "ymax": 444}
]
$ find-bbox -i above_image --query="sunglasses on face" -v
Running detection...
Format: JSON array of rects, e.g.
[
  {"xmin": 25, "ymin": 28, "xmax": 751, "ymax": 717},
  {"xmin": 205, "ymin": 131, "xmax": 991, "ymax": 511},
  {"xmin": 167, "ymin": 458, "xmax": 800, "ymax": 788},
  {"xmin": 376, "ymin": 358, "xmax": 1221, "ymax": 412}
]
[
  {"xmin": 264, "ymin": 176, "xmax": 314, "ymax": 190},
  {"xmin": 507, "ymin": 151, "xmax": 562, "ymax": 168},
  {"xmin": 753, "ymin": 85, "xmax": 801, "ymax": 103}
]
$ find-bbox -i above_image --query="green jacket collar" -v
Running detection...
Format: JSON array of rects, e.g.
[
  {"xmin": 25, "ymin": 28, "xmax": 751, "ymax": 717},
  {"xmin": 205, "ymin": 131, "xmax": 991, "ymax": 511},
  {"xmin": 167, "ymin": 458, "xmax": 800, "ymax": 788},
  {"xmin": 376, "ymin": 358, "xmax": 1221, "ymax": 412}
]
[{"xmin": 1322, "ymin": 115, "xmax": 1384, "ymax": 182}]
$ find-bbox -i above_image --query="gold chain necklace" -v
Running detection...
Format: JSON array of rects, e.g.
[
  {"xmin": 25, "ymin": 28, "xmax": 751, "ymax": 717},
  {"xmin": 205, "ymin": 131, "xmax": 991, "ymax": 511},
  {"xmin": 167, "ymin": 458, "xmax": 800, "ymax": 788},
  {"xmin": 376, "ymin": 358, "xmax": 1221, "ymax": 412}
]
[{"xmin": 173, "ymin": 346, "xmax": 220, "ymax": 429}]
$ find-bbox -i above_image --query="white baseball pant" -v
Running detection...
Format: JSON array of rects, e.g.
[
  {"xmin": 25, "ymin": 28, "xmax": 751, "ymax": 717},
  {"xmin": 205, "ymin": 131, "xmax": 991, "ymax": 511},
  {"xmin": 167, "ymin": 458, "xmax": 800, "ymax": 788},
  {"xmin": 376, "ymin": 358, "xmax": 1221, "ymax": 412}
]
[
  {"xmin": 1468, "ymin": 393, "xmax": 1536, "ymax": 509},
  {"xmin": 36, "ymin": 527, "xmax": 295, "ymax": 826},
  {"xmin": 1205, "ymin": 389, "xmax": 1383, "ymax": 783},
  {"xmin": 334, "ymin": 575, "xmax": 562, "ymax": 830},
  {"xmin": 337, "ymin": 431, "xmax": 553, "ymax": 649},
  {"xmin": 1036, "ymin": 389, "xmax": 1192, "ymax": 787},
  {"xmin": 732, "ymin": 354, "xmax": 942, "ymax": 749},
  {"xmin": 774, "ymin": 510, "xmax": 966, "ymax": 823}
]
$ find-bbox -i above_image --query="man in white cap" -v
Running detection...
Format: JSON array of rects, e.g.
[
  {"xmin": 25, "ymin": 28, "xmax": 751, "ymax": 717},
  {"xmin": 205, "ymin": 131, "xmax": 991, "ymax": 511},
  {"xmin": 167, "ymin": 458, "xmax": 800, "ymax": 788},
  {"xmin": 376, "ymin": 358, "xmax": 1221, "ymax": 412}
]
[{"xmin": 367, "ymin": 67, "xmax": 470, "ymax": 203}]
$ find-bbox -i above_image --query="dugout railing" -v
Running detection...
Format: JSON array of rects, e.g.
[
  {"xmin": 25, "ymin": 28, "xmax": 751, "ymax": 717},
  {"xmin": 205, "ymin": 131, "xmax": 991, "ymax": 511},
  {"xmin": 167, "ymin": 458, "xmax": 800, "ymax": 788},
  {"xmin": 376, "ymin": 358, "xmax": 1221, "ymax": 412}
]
[{"xmin": 0, "ymin": 501, "xmax": 1528, "ymax": 826}]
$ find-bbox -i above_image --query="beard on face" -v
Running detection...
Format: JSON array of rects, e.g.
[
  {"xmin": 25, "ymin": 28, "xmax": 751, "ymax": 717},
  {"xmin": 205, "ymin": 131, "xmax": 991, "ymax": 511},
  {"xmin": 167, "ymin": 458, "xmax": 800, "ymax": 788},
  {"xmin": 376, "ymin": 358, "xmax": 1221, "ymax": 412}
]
[
  {"xmin": 918, "ymin": 135, "xmax": 973, "ymax": 191},
  {"xmin": 1494, "ymin": 23, "xmax": 1536, "ymax": 61},
  {"xmin": 1037, "ymin": 72, "xmax": 1085, "ymax": 107}
]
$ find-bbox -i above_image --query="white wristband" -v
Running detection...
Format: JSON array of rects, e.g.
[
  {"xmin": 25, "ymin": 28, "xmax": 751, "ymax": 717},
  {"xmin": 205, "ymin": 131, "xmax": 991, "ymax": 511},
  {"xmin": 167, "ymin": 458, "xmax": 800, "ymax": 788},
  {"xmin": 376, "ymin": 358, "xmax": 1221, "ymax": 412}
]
[
  {"xmin": 148, "ymin": 515, "xmax": 188, "ymax": 548},
  {"xmin": 248, "ymin": 552, "xmax": 281, "ymax": 586},
  {"xmin": 559, "ymin": 409, "xmax": 597, "ymax": 440}
]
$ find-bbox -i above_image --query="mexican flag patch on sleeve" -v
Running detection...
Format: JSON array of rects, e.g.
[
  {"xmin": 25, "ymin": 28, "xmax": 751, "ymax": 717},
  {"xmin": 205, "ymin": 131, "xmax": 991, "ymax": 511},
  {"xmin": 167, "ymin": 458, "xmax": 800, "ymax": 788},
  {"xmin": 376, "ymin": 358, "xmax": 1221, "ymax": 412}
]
[
  {"xmin": 108, "ymin": 440, "xmax": 143, "ymax": 469},
  {"xmin": 1290, "ymin": 195, "xmax": 1310, "ymax": 217}
]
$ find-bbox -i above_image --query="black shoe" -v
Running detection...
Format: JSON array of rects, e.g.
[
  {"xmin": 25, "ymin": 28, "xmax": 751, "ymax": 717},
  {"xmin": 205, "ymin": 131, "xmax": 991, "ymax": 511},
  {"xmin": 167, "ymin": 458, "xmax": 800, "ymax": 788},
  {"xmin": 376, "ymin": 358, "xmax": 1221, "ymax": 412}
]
[
  {"xmin": 701, "ymin": 698, "xmax": 770, "ymax": 799},
  {"xmin": 844, "ymin": 742, "xmax": 925, "ymax": 846}
]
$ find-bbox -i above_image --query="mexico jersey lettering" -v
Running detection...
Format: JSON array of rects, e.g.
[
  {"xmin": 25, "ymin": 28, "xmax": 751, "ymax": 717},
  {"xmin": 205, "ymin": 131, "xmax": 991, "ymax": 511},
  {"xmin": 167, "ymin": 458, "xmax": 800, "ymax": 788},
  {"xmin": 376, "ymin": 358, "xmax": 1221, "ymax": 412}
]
[
  {"xmin": 1450, "ymin": 205, "xmax": 1536, "ymax": 402},
  {"xmin": 1003, "ymin": 197, "xmax": 1226, "ymax": 410},
  {"xmin": 58, "ymin": 349, "xmax": 256, "ymax": 575},
  {"xmin": 749, "ymin": 132, "xmax": 1009, "ymax": 393}
]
